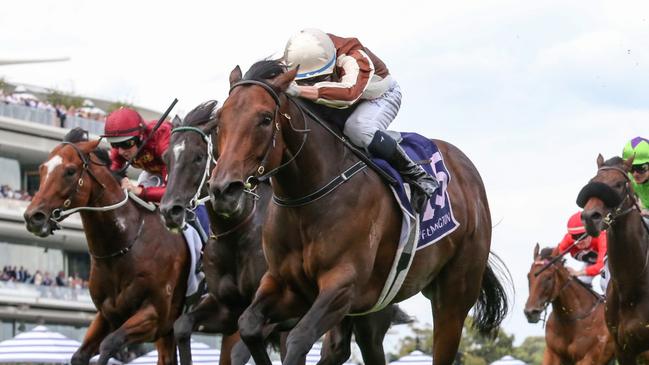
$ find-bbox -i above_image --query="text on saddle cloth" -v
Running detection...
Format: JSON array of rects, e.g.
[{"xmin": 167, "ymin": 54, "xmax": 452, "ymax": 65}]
[{"xmin": 372, "ymin": 132, "xmax": 460, "ymax": 249}]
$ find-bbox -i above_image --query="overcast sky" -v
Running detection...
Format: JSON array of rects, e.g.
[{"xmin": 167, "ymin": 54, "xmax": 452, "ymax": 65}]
[{"xmin": 2, "ymin": 0, "xmax": 649, "ymax": 349}]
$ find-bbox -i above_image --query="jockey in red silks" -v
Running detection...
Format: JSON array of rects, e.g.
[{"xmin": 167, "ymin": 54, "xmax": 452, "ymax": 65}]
[
  {"xmin": 282, "ymin": 28, "xmax": 438, "ymax": 213},
  {"xmin": 102, "ymin": 107, "xmax": 210, "ymax": 237},
  {"xmin": 552, "ymin": 211, "xmax": 609, "ymax": 293}
]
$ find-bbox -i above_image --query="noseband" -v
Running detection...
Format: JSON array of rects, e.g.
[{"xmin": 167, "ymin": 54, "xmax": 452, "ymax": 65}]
[
  {"xmin": 171, "ymin": 126, "xmax": 218, "ymax": 209},
  {"xmin": 51, "ymin": 143, "xmax": 128, "ymax": 222}
]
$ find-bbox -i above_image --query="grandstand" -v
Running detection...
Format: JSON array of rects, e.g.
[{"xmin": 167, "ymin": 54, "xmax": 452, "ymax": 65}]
[{"xmin": 0, "ymin": 83, "xmax": 155, "ymax": 341}]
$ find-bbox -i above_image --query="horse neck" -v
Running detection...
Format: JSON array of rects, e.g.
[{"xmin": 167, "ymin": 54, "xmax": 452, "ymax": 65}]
[
  {"xmin": 272, "ymin": 101, "xmax": 354, "ymax": 199},
  {"xmin": 551, "ymin": 269, "xmax": 599, "ymax": 320},
  {"xmin": 78, "ymin": 166, "xmax": 143, "ymax": 256},
  {"xmin": 607, "ymin": 209, "xmax": 649, "ymax": 294}
]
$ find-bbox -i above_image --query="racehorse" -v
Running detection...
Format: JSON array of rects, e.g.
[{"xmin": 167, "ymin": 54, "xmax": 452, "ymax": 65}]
[
  {"xmin": 524, "ymin": 244, "xmax": 613, "ymax": 365},
  {"xmin": 161, "ymin": 100, "xmax": 414, "ymax": 365},
  {"xmin": 207, "ymin": 60, "xmax": 509, "ymax": 365},
  {"xmin": 24, "ymin": 140, "xmax": 189, "ymax": 365},
  {"xmin": 577, "ymin": 155, "xmax": 649, "ymax": 365}
]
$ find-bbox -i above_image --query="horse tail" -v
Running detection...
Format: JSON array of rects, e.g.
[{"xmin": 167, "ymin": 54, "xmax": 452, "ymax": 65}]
[{"xmin": 472, "ymin": 252, "xmax": 512, "ymax": 337}]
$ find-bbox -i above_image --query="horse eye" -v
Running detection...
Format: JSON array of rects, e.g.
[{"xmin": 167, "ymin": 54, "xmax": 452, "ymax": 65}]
[
  {"xmin": 193, "ymin": 155, "xmax": 203, "ymax": 164},
  {"xmin": 615, "ymin": 181, "xmax": 625, "ymax": 189},
  {"xmin": 260, "ymin": 115, "xmax": 273, "ymax": 126},
  {"xmin": 65, "ymin": 167, "xmax": 76, "ymax": 177}
]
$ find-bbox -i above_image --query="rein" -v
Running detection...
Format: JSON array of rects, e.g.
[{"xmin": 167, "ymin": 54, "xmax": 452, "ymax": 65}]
[
  {"xmin": 536, "ymin": 262, "xmax": 603, "ymax": 322},
  {"xmin": 228, "ymin": 79, "xmax": 373, "ymax": 207},
  {"xmin": 51, "ymin": 142, "xmax": 142, "ymax": 260}
]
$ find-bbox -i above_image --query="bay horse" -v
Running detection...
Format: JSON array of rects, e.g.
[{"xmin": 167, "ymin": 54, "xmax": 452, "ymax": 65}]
[
  {"xmin": 24, "ymin": 140, "xmax": 189, "ymax": 365},
  {"xmin": 577, "ymin": 155, "xmax": 649, "ymax": 365},
  {"xmin": 160, "ymin": 100, "xmax": 414, "ymax": 365},
  {"xmin": 207, "ymin": 60, "xmax": 509, "ymax": 365},
  {"xmin": 524, "ymin": 244, "xmax": 613, "ymax": 365}
]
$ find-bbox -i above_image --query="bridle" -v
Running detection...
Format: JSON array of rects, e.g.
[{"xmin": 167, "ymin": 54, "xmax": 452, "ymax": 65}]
[
  {"xmin": 50, "ymin": 143, "xmax": 129, "ymax": 223},
  {"xmin": 228, "ymin": 79, "xmax": 310, "ymax": 186},
  {"xmin": 48, "ymin": 142, "xmax": 137, "ymax": 260},
  {"xmin": 533, "ymin": 261, "xmax": 603, "ymax": 322},
  {"xmin": 170, "ymin": 126, "xmax": 218, "ymax": 209}
]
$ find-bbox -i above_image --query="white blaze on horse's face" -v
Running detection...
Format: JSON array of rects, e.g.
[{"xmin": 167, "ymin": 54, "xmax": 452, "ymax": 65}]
[
  {"xmin": 43, "ymin": 155, "xmax": 63, "ymax": 185},
  {"xmin": 173, "ymin": 140, "xmax": 186, "ymax": 163}
]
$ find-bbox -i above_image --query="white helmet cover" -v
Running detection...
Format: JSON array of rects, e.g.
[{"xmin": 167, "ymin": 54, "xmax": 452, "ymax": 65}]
[{"xmin": 284, "ymin": 28, "xmax": 336, "ymax": 80}]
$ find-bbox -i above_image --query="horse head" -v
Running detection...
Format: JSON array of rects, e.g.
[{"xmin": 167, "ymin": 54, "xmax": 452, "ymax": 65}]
[
  {"xmin": 23, "ymin": 140, "xmax": 104, "ymax": 237},
  {"xmin": 207, "ymin": 61, "xmax": 297, "ymax": 217},
  {"xmin": 524, "ymin": 243, "xmax": 568, "ymax": 323},
  {"xmin": 577, "ymin": 154, "xmax": 636, "ymax": 237},
  {"xmin": 161, "ymin": 101, "xmax": 219, "ymax": 230}
]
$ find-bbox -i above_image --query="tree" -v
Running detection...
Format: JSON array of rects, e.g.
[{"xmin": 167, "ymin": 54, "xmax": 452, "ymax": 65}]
[
  {"xmin": 458, "ymin": 317, "xmax": 514, "ymax": 363},
  {"xmin": 46, "ymin": 90, "xmax": 83, "ymax": 108},
  {"xmin": 107, "ymin": 100, "xmax": 134, "ymax": 113},
  {"xmin": 512, "ymin": 336, "xmax": 544, "ymax": 365}
]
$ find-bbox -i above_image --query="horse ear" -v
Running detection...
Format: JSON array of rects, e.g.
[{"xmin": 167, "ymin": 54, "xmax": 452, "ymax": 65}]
[
  {"xmin": 79, "ymin": 140, "xmax": 101, "ymax": 153},
  {"xmin": 533, "ymin": 243, "xmax": 540, "ymax": 258},
  {"xmin": 229, "ymin": 66, "xmax": 242, "ymax": 87},
  {"xmin": 269, "ymin": 68, "xmax": 299, "ymax": 92},
  {"xmin": 172, "ymin": 115, "xmax": 182, "ymax": 128},
  {"xmin": 596, "ymin": 154, "xmax": 604, "ymax": 168},
  {"xmin": 623, "ymin": 153, "xmax": 635, "ymax": 171}
]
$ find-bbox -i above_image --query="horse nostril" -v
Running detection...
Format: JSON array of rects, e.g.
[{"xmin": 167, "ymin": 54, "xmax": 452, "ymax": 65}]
[
  {"xmin": 29, "ymin": 212, "xmax": 47, "ymax": 226},
  {"xmin": 169, "ymin": 205, "xmax": 185, "ymax": 219},
  {"xmin": 223, "ymin": 181, "xmax": 244, "ymax": 196}
]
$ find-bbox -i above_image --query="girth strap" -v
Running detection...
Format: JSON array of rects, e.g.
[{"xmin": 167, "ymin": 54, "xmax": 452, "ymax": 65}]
[{"xmin": 273, "ymin": 161, "xmax": 367, "ymax": 207}]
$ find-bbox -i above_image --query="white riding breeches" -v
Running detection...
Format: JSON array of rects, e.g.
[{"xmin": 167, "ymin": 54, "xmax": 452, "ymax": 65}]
[{"xmin": 343, "ymin": 80, "xmax": 402, "ymax": 149}]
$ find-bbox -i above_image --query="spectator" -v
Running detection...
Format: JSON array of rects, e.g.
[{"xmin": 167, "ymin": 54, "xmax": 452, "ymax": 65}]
[
  {"xmin": 31, "ymin": 270, "xmax": 43, "ymax": 286},
  {"xmin": 55, "ymin": 271, "xmax": 67, "ymax": 287},
  {"xmin": 42, "ymin": 272, "xmax": 53, "ymax": 286}
]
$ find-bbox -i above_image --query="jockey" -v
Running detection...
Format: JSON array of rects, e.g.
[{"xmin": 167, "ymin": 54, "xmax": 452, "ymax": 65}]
[
  {"xmin": 622, "ymin": 136, "xmax": 649, "ymax": 226},
  {"xmin": 102, "ymin": 107, "xmax": 210, "ymax": 237},
  {"xmin": 282, "ymin": 28, "xmax": 438, "ymax": 213},
  {"xmin": 552, "ymin": 211, "xmax": 609, "ymax": 293}
]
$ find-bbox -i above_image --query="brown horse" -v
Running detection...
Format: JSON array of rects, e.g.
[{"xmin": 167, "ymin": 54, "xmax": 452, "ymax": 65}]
[
  {"xmin": 207, "ymin": 60, "xmax": 509, "ymax": 365},
  {"xmin": 524, "ymin": 244, "xmax": 613, "ymax": 365},
  {"xmin": 161, "ymin": 101, "xmax": 414, "ymax": 365},
  {"xmin": 23, "ymin": 140, "xmax": 189, "ymax": 365},
  {"xmin": 578, "ymin": 155, "xmax": 649, "ymax": 365}
]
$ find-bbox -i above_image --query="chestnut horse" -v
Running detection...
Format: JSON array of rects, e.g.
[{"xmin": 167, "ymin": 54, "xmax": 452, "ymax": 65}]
[
  {"xmin": 161, "ymin": 101, "xmax": 413, "ymax": 365},
  {"xmin": 207, "ymin": 60, "xmax": 509, "ymax": 365},
  {"xmin": 577, "ymin": 155, "xmax": 649, "ymax": 365},
  {"xmin": 24, "ymin": 141, "xmax": 189, "ymax": 365},
  {"xmin": 524, "ymin": 244, "xmax": 613, "ymax": 365}
]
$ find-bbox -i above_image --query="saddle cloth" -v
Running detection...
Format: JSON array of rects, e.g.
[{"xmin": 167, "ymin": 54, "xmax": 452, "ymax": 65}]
[
  {"xmin": 354, "ymin": 133, "xmax": 459, "ymax": 315},
  {"xmin": 181, "ymin": 225, "xmax": 205, "ymax": 297}
]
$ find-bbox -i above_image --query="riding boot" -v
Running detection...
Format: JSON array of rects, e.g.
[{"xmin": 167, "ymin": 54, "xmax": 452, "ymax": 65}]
[{"xmin": 368, "ymin": 130, "xmax": 439, "ymax": 214}]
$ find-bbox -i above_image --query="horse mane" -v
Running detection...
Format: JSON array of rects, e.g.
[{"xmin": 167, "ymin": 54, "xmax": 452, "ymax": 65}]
[
  {"xmin": 539, "ymin": 247, "xmax": 554, "ymax": 260},
  {"xmin": 183, "ymin": 100, "xmax": 219, "ymax": 127},
  {"xmin": 62, "ymin": 127, "xmax": 116, "ymax": 180},
  {"xmin": 603, "ymin": 156, "xmax": 624, "ymax": 167},
  {"xmin": 244, "ymin": 59, "xmax": 287, "ymax": 81}
]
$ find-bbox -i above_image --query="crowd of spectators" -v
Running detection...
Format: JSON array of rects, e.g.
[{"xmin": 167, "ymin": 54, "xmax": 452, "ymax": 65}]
[
  {"xmin": 0, "ymin": 86, "xmax": 106, "ymax": 127},
  {"xmin": 0, "ymin": 184, "xmax": 31, "ymax": 201},
  {"xmin": 0, "ymin": 266, "xmax": 87, "ymax": 289}
]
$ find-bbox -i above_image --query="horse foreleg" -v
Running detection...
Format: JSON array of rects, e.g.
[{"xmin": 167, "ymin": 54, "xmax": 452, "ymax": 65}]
[
  {"xmin": 220, "ymin": 332, "xmax": 243, "ymax": 365},
  {"xmin": 318, "ymin": 318, "xmax": 354, "ymax": 365},
  {"xmin": 72, "ymin": 313, "xmax": 110, "ymax": 365},
  {"xmin": 97, "ymin": 305, "xmax": 160, "ymax": 365},
  {"xmin": 156, "ymin": 332, "xmax": 177, "ymax": 365},
  {"xmin": 174, "ymin": 295, "xmax": 233, "ymax": 365},
  {"xmin": 238, "ymin": 273, "xmax": 290, "ymax": 365},
  {"xmin": 283, "ymin": 271, "xmax": 354, "ymax": 365}
]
